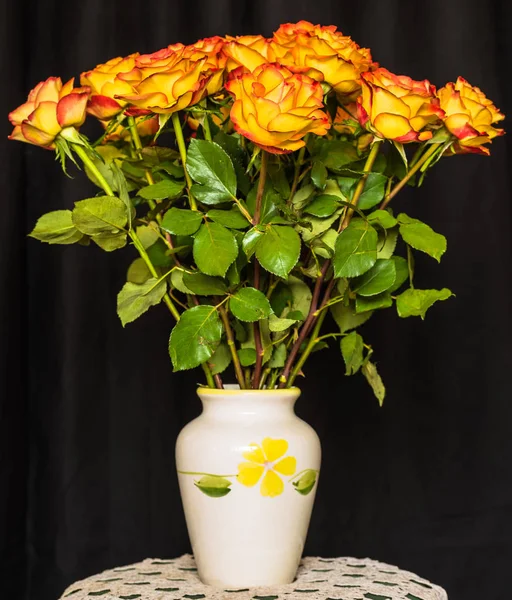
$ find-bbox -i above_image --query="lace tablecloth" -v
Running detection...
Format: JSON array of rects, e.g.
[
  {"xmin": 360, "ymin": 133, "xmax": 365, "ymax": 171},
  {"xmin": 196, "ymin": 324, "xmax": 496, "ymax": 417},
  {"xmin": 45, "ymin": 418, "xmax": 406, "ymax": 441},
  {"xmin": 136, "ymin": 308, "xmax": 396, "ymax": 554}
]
[{"xmin": 60, "ymin": 554, "xmax": 447, "ymax": 600}]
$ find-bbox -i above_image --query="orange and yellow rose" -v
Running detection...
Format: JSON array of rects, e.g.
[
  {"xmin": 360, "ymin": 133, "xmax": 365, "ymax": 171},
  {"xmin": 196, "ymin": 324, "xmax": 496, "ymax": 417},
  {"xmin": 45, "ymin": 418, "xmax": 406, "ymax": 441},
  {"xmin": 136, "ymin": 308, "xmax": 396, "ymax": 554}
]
[
  {"xmin": 8, "ymin": 77, "xmax": 90, "ymax": 148},
  {"xmin": 223, "ymin": 35, "xmax": 274, "ymax": 73},
  {"xmin": 115, "ymin": 55, "xmax": 212, "ymax": 115},
  {"xmin": 80, "ymin": 54, "xmax": 139, "ymax": 120},
  {"xmin": 271, "ymin": 21, "xmax": 374, "ymax": 98},
  {"xmin": 357, "ymin": 68, "xmax": 444, "ymax": 142},
  {"xmin": 225, "ymin": 63, "xmax": 330, "ymax": 154},
  {"xmin": 437, "ymin": 77, "xmax": 504, "ymax": 155},
  {"xmin": 183, "ymin": 36, "xmax": 227, "ymax": 95}
]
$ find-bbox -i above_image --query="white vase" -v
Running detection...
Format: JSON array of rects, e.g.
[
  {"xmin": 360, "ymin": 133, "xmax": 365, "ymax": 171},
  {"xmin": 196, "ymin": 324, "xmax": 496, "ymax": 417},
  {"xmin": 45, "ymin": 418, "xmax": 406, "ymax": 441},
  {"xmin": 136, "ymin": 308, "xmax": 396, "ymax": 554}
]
[{"xmin": 175, "ymin": 386, "xmax": 321, "ymax": 588}]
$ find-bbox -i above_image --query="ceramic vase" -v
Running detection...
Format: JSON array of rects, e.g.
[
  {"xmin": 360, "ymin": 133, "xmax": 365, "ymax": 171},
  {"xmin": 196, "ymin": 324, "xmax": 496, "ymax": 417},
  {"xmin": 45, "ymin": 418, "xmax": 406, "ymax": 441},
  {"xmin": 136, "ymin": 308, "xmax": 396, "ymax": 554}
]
[{"xmin": 175, "ymin": 386, "xmax": 321, "ymax": 588}]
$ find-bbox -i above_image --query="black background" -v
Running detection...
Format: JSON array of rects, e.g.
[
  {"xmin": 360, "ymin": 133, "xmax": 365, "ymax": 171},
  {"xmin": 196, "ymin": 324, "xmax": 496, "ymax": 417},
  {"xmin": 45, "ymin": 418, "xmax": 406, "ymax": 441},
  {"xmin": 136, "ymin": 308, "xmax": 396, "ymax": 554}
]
[{"xmin": 1, "ymin": 1, "xmax": 512, "ymax": 599}]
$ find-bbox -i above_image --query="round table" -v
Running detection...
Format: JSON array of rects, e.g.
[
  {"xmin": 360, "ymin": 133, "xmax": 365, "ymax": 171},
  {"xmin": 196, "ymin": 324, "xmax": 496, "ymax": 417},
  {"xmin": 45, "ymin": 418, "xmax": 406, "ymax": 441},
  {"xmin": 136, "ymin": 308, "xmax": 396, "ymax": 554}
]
[{"xmin": 60, "ymin": 554, "xmax": 448, "ymax": 599}]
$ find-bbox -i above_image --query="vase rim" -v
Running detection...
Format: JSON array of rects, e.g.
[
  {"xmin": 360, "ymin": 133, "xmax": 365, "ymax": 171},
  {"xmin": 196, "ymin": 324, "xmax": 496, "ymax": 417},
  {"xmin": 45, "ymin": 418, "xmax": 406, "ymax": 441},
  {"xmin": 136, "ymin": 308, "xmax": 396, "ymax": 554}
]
[{"xmin": 197, "ymin": 385, "xmax": 301, "ymax": 397}]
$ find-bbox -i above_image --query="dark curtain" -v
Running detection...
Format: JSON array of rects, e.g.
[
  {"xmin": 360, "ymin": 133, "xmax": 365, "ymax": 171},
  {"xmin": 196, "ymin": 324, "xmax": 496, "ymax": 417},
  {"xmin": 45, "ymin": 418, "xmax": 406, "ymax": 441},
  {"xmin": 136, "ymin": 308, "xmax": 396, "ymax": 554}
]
[{"xmin": 1, "ymin": 1, "xmax": 511, "ymax": 598}]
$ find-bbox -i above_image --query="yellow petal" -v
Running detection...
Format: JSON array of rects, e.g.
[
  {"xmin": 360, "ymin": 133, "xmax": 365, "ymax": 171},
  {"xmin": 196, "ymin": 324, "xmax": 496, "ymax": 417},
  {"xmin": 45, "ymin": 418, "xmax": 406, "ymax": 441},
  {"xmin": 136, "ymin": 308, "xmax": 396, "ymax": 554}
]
[
  {"xmin": 242, "ymin": 443, "xmax": 265, "ymax": 464},
  {"xmin": 225, "ymin": 42, "xmax": 267, "ymax": 72},
  {"xmin": 260, "ymin": 469, "xmax": 284, "ymax": 497},
  {"xmin": 268, "ymin": 112, "xmax": 309, "ymax": 133},
  {"xmin": 28, "ymin": 101, "xmax": 61, "ymax": 136},
  {"xmin": 273, "ymin": 456, "xmax": 297, "ymax": 476},
  {"xmin": 237, "ymin": 462, "xmax": 264, "ymax": 487},
  {"xmin": 262, "ymin": 438, "xmax": 288, "ymax": 462},
  {"xmin": 373, "ymin": 113, "xmax": 413, "ymax": 140},
  {"xmin": 371, "ymin": 87, "xmax": 409, "ymax": 120}
]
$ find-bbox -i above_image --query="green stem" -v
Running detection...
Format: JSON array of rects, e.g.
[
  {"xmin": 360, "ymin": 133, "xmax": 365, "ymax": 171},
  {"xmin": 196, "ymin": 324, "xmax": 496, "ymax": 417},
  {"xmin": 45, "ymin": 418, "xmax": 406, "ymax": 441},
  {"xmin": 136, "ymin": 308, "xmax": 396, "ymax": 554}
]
[
  {"xmin": 177, "ymin": 470, "xmax": 237, "ymax": 478},
  {"xmin": 288, "ymin": 145, "xmax": 306, "ymax": 202},
  {"xmin": 171, "ymin": 112, "xmax": 197, "ymax": 210},
  {"xmin": 129, "ymin": 232, "xmax": 182, "ymax": 321},
  {"xmin": 340, "ymin": 140, "xmax": 382, "ymax": 231},
  {"xmin": 286, "ymin": 308, "xmax": 328, "ymax": 388},
  {"xmin": 267, "ymin": 369, "xmax": 280, "ymax": 390},
  {"xmin": 202, "ymin": 364, "xmax": 216, "ymax": 389},
  {"xmin": 127, "ymin": 116, "xmax": 155, "ymax": 185},
  {"xmin": 252, "ymin": 151, "xmax": 269, "ymax": 389},
  {"xmin": 202, "ymin": 113, "xmax": 212, "ymax": 142},
  {"xmin": 380, "ymin": 143, "xmax": 439, "ymax": 210},
  {"xmin": 72, "ymin": 143, "xmax": 217, "ymax": 385},
  {"xmin": 218, "ymin": 305, "xmax": 246, "ymax": 389},
  {"xmin": 72, "ymin": 144, "xmax": 115, "ymax": 197}
]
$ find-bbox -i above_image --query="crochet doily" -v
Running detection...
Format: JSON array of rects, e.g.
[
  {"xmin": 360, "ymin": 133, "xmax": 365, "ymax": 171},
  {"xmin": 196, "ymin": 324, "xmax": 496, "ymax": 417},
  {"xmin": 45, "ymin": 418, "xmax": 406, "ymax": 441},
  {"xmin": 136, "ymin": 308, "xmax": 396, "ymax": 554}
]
[{"xmin": 60, "ymin": 555, "xmax": 448, "ymax": 599}]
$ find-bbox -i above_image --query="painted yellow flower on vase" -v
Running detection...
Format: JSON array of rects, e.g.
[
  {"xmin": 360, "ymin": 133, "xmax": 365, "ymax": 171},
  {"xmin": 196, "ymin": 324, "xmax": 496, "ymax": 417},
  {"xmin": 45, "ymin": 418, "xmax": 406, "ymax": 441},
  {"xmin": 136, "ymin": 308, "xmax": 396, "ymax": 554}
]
[{"xmin": 237, "ymin": 438, "xmax": 297, "ymax": 497}]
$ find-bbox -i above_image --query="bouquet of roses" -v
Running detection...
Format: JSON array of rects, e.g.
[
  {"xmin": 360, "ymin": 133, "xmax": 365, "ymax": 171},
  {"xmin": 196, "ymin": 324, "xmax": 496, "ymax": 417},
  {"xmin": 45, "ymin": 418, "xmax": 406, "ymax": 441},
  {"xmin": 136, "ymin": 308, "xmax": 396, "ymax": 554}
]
[{"xmin": 8, "ymin": 20, "xmax": 505, "ymax": 398}]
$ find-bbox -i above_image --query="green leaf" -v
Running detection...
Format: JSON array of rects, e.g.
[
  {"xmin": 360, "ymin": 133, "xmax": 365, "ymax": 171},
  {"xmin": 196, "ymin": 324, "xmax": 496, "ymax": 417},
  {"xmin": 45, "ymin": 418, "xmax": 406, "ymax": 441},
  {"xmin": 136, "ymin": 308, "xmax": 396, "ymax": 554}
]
[
  {"xmin": 311, "ymin": 161, "xmax": 327, "ymax": 189},
  {"xmin": 296, "ymin": 210, "xmax": 342, "ymax": 243},
  {"xmin": 269, "ymin": 283, "xmax": 292, "ymax": 317},
  {"xmin": 368, "ymin": 210, "xmax": 397, "ymax": 230},
  {"xmin": 207, "ymin": 343, "xmax": 232, "ymax": 375},
  {"xmin": 256, "ymin": 226, "xmax": 301, "ymax": 278},
  {"xmin": 147, "ymin": 239, "xmax": 173, "ymax": 268},
  {"xmin": 226, "ymin": 246, "xmax": 247, "ymax": 287},
  {"xmin": 353, "ymin": 259, "xmax": 396, "ymax": 297},
  {"xmin": 182, "ymin": 272, "xmax": 227, "ymax": 296},
  {"xmin": 388, "ymin": 256, "xmax": 409, "ymax": 293},
  {"xmin": 127, "ymin": 258, "xmax": 152, "ymax": 284},
  {"xmin": 136, "ymin": 224, "xmax": 159, "ymax": 248},
  {"xmin": 356, "ymin": 292, "xmax": 392, "ymax": 313},
  {"xmin": 29, "ymin": 210, "xmax": 83, "ymax": 245},
  {"xmin": 187, "ymin": 139, "xmax": 237, "ymax": 204},
  {"xmin": 170, "ymin": 269, "xmax": 194, "ymax": 294},
  {"xmin": 193, "ymin": 222, "xmax": 238, "ymax": 277},
  {"xmin": 213, "ymin": 130, "xmax": 251, "ymax": 196},
  {"xmin": 72, "ymin": 196, "xmax": 127, "ymax": 235},
  {"xmin": 242, "ymin": 227, "xmax": 264, "ymax": 258},
  {"xmin": 229, "ymin": 287, "xmax": 272, "ymax": 322},
  {"xmin": 92, "ymin": 231, "xmax": 127, "ymax": 251},
  {"xmin": 207, "ymin": 207, "xmax": 250, "ymax": 229},
  {"xmin": 362, "ymin": 361, "xmax": 386, "ymax": 406},
  {"xmin": 292, "ymin": 470, "xmax": 317, "ymax": 495},
  {"xmin": 337, "ymin": 176, "xmax": 358, "ymax": 199},
  {"xmin": 341, "ymin": 331, "xmax": 364, "ymax": 376},
  {"xmin": 333, "ymin": 218, "xmax": 378, "ymax": 278},
  {"xmin": 161, "ymin": 207, "xmax": 203, "ymax": 236},
  {"xmin": 312, "ymin": 139, "xmax": 359, "ymax": 170},
  {"xmin": 331, "ymin": 302, "xmax": 373, "ymax": 333},
  {"xmin": 287, "ymin": 276, "xmax": 312, "ymax": 319},
  {"xmin": 117, "ymin": 278, "xmax": 167, "ymax": 326},
  {"xmin": 138, "ymin": 179, "xmax": 184, "ymax": 201},
  {"xmin": 357, "ymin": 173, "xmax": 387, "ymax": 210},
  {"xmin": 291, "ymin": 184, "xmax": 315, "ymax": 210},
  {"xmin": 268, "ymin": 160, "xmax": 291, "ymax": 199},
  {"xmin": 398, "ymin": 213, "xmax": 447, "ymax": 262},
  {"xmin": 396, "ymin": 288, "xmax": 453, "ymax": 319},
  {"xmin": 169, "ymin": 305, "xmax": 223, "ymax": 370},
  {"xmin": 377, "ymin": 227, "xmax": 399, "ymax": 259},
  {"xmin": 268, "ymin": 343, "xmax": 287, "ymax": 369},
  {"xmin": 238, "ymin": 347, "xmax": 257, "ymax": 366},
  {"xmin": 303, "ymin": 195, "xmax": 340, "ymax": 217},
  {"xmin": 194, "ymin": 475, "xmax": 232, "ymax": 498},
  {"xmin": 268, "ymin": 314, "xmax": 298, "ymax": 332},
  {"xmin": 246, "ymin": 180, "xmax": 280, "ymax": 223}
]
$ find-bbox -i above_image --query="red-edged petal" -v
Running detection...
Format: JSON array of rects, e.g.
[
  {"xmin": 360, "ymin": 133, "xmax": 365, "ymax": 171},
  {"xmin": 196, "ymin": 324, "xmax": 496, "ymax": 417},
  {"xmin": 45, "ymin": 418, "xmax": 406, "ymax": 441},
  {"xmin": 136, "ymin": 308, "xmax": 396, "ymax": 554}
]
[
  {"xmin": 20, "ymin": 122, "xmax": 56, "ymax": 147},
  {"xmin": 56, "ymin": 91, "xmax": 89, "ymax": 127},
  {"xmin": 87, "ymin": 95, "xmax": 123, "ymax": 119}
]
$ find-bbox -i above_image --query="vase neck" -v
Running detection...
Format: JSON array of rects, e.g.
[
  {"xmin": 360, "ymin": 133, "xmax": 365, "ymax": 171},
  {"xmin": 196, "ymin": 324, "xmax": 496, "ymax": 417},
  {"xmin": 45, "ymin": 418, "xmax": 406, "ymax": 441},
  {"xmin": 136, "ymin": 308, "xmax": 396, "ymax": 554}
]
[{"xmin": 197, "ymin": 387, "xmax": 300, "ymax": 420}]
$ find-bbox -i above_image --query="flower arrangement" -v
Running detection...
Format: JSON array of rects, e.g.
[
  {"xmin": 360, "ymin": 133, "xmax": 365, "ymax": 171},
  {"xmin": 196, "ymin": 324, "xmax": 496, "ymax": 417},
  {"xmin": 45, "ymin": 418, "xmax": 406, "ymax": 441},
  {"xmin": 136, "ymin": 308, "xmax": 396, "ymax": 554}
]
[{"xmin": 8, "ymin": 21, "xmax": 505, "ymax": 399}]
